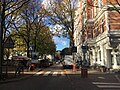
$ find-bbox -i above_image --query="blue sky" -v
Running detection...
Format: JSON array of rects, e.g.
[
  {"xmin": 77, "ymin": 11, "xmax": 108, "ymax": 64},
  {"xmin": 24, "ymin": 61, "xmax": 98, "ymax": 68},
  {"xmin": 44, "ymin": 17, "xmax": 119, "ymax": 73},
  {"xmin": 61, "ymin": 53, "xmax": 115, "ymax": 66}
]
[
  {"xmin": 42, "ymin": 0, "xmax": 70, "ymax": 51},
  {"xmin": 53, "ymin": 36, "xmax": 70, "ymax": 51}
]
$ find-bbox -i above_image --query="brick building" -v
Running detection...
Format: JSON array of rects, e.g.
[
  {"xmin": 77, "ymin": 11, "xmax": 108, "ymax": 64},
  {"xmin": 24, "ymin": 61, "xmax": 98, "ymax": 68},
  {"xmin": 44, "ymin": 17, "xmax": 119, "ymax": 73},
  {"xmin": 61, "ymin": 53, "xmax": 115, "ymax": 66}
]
[{"xmin": 74, "ymin": 0, "xmax": 120, "ymax": 69}]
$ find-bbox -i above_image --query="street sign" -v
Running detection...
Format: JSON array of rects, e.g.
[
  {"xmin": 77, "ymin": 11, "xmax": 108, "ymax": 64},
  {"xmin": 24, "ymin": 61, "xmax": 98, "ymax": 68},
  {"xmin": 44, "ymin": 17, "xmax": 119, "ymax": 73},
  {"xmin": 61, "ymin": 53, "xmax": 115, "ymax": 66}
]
[
  {"xmin": 72, "ymin": 46, "xmax": 77, "ymax": 52},
  {"xmin": 4, "ymin": 36, "xmax": 14, "ymax": 48}
]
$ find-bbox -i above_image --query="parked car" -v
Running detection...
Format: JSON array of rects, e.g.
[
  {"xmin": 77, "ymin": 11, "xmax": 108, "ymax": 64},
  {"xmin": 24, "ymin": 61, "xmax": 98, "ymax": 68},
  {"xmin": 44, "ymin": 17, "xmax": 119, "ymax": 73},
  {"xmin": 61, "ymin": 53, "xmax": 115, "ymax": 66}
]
[
  {"xmin": 12, "ymin": 56, "xmax": 31, "ymax": 68},
  {"xmin": 39, "ymin": 59, "xmax": 50, "ymax": 67},
  {"xmin": 12, "ymin": 56, "xmax": 31, "ymax": 61},
  {"xmin": 62, "ymin": 55, "xmax": 74, "ymax": 69}
]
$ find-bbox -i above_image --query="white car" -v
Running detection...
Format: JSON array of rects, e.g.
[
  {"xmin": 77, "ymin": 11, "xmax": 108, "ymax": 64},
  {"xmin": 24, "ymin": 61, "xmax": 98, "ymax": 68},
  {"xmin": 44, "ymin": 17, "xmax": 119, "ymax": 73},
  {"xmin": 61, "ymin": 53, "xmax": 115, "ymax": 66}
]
[{"xmin": 62, "ymin": 55, "xmax": 74, "ymax": 69}]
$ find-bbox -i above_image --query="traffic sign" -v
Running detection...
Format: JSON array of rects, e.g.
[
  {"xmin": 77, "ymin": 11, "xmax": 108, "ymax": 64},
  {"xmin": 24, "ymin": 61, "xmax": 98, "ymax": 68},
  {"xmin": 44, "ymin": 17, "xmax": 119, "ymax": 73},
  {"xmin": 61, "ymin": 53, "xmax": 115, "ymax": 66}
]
[{"xmin": 4, "ymin": 36, "xmax": 14, "ymax": 48}]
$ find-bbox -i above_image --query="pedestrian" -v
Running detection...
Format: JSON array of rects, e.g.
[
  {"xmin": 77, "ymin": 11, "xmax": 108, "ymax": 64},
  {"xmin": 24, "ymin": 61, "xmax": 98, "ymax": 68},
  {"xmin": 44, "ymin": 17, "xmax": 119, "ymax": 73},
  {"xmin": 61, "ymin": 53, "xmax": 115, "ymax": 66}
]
[
  {"xmin": 26, "ymin": 61, "xmax": 31, "ymax": 71},
  {"xmin": 80, "ymin": 60, "xmax": 83, "ymax": 67},
  {"xmin": 20, "ymin": 61, "xmax": 24, "ymax": 74},
  {"xmin": 14, "ymin": 61, "xmax": 21, "ymax": 77}
]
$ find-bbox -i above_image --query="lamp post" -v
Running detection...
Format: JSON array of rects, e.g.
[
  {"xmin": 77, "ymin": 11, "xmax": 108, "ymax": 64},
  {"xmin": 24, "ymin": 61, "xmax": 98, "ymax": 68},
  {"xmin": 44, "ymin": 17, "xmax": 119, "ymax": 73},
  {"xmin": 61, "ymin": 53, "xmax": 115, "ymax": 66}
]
[
  {"xmin": 81, "ymin": 45, "xmax": 88, "ymax": 66},
  {"xmin": 0, "ymin": 1, "xmax": 4, "ymax": 80},
  {"xmin": 81, "ymin": 45, "xmax": 88, "ymax": 78},
  {"xmin": 0, "ymin": 7, "xmax": 2, "ymax": 80},
  {"xmin": 29, "ymin": 46, "xmax": 33, "ymax": 58}
]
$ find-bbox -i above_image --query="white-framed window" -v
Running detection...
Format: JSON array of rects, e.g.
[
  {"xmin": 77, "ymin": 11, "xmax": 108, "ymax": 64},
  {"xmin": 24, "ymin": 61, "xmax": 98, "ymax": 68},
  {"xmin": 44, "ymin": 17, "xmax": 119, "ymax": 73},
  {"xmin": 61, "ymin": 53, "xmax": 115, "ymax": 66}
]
[
  {"xmin": 101, "ymin": 19, "xmax": 105, "ymax": 33},
  {"xmin": 98, "ymin": 0, "xmax": 103, "ymax": 8}
]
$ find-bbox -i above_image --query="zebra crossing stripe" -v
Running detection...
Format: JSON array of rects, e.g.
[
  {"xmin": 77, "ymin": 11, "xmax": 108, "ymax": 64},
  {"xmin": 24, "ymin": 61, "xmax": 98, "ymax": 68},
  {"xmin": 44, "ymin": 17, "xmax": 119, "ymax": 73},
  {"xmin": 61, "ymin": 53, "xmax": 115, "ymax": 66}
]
[
  {"xmin": 34, "ymin": 71, "xmax": 66, "ymax": 76},
  {"xmin": 43, "ymin": 71, "xmax": 51, "ymax": 76},
  {"xmin": 92, "ymin": 82, "xmax": 120, "ymax": 85},
  {"xmin": 92, "ymin": 82, "xmax": 120, "ymax": 88},
  {"xmin": 61, "ymin": 72, "xmax": 65, "ymax": 76},
  {"xmin": 97, "ymin": 85, "xmax": 120, "ymax": 88},
  {"xmin": 34, "ymin": 71, "xmax": 44, "ymax": 76},
  {"xmin": 52, "ymin": 72, "xmax": 58, "ymax": 76}
]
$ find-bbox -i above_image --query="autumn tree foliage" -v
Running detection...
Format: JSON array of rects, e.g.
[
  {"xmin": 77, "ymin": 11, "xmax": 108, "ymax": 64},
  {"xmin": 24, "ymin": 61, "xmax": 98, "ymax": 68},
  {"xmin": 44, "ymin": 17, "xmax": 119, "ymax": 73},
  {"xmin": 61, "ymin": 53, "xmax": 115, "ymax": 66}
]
[
  {"xmin": 45, "ymin": 0, "xmax": 78, "ymax": 48},
  {"xmin": 11, "ymin": 0, "xmax": 56, "ymax": 57},
  {"xmin": 0, "ymin": 0, "xmax": 30, "ymax": 80}
]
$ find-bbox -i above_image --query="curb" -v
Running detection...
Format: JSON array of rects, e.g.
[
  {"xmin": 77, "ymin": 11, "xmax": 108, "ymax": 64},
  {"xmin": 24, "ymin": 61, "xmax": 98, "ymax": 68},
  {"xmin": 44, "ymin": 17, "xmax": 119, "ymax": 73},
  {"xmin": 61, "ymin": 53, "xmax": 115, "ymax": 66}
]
[{"xmin": 0, "ymin": 68, "xmax": 42, "ymax": 84}]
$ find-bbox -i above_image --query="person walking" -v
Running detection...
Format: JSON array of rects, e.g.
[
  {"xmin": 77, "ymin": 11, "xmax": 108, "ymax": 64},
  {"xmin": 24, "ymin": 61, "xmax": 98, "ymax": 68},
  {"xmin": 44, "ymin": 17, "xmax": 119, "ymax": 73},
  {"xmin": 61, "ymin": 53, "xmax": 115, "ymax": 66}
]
[{"xmin": 14, "ymin": 61, "xmax": 21, "ymax": 77}]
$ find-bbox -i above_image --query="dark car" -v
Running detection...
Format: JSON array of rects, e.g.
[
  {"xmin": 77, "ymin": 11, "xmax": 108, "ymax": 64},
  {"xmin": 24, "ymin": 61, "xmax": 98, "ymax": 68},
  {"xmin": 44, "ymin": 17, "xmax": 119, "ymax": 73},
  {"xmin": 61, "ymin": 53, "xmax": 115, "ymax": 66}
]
[{"xmin": 39, "ymin": 59, "xmax": 50, "ymax": 67}]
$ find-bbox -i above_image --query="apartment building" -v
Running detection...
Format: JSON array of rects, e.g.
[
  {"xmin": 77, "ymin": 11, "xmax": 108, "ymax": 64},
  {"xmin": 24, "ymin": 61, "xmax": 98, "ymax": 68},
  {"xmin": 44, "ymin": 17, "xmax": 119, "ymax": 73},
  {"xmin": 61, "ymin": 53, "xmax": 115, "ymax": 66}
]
[{"xmin": 74, "ymin": 0, "xmax": 120, "ymax": 69}]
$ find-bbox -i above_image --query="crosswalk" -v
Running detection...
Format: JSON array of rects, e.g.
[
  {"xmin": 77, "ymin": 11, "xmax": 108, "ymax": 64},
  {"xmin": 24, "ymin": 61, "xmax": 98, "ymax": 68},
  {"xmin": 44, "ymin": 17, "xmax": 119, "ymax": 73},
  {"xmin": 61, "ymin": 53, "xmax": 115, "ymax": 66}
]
[
  {"xmin": 34, "ymin": 71, "xmax": 66, "ymax": 76},
  {"xmin": 92, "ymin": 82, "xmax": 120, "ymax": 89}
]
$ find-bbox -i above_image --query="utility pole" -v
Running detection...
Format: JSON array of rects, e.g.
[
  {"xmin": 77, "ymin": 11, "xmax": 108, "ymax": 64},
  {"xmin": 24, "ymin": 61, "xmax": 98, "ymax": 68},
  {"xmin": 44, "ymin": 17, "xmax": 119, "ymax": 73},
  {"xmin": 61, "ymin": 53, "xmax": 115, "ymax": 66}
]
[
  {"xmin": 70, "ymin": 0, "xmax": 76, "ymax": 71},
  {"xmin": 0, "ymin": 0, "xmax": 3, "ymax": 80},
  {"xmin": 0, "ymin": 0, "xmax": 5, "ymax": 80}
]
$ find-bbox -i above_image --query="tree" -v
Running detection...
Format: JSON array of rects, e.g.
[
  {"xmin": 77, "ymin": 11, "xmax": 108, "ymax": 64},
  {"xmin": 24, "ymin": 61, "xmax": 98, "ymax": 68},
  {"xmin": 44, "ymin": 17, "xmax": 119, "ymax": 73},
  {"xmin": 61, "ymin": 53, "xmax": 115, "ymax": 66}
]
[
  {"xmin": 11, "ymin": 0, "xmax": 43, "ymax": 57},
  {"xmin": 11, "ymin": 0, "xmax": 56, "ymax": 57},
  {"xmin": 31, "ymin": 4, "xmax": 52, "ymax": 52},
  {"xmin": 11, "ymin": 31, "xmax": 26, "ymax": 55},
  {"xmin": 46, "ymin": 0, "xmax": 78, "ymax": 47},
  {"xmin": 35, "ymin": 26, "xmax": 56, "ymax": 56},
  {"xmin": 0, "ymin": 0, "xmax": 30, "ymax": 80}
]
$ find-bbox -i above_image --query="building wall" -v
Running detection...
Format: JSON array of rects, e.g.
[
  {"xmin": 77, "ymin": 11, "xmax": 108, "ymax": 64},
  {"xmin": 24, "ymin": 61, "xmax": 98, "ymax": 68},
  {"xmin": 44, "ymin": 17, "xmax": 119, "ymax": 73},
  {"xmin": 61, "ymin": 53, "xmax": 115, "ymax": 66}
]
[
  {"xmin": 74, "ymin": 1, "xmax": 82, "ymax": 57},
  {"xmin": 74, "ymin": 0, "xmax": 120, "ymax": 69}
]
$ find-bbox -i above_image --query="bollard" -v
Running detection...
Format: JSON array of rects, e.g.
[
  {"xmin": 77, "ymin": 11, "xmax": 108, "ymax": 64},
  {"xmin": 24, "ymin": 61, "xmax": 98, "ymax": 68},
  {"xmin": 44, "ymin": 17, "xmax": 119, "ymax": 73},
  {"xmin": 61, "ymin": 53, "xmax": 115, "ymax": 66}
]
[
  {"xmin": 81, "ymin": 68, "xmax": 88, "ymax": 78},
  {"xmin": 30, "ymin": 64, "xmax": 35, "ymax": 71},
  {"xmin": 72, "ymin": 64, "xmax": 76, "ymax": 72}
]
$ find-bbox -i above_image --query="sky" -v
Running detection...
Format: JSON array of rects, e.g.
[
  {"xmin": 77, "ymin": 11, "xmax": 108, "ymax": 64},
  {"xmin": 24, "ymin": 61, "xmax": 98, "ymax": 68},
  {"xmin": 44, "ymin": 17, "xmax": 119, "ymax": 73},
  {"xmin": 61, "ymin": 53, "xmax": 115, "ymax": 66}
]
[
  {"xmin": 42, "ymin": 0, "xmax": 70, "ymax": 51},
  {"xmin": 53, "ymin": 36, "xmax": 70, "ymax": 51}
]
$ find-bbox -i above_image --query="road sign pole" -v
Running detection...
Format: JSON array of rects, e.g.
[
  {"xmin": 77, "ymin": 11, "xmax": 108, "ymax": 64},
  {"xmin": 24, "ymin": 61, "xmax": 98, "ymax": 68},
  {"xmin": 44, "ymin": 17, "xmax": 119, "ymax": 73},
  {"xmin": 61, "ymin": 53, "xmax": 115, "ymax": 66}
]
[{"xmin": 0, "ymin": 2, "xmax": 2, "ymax": 80}]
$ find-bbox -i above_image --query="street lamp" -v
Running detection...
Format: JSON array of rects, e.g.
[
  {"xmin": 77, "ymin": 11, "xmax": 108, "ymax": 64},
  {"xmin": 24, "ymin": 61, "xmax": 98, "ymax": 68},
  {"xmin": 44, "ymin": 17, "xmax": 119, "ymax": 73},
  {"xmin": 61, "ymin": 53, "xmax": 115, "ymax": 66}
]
[
  {"xmin": 29, "ymin": 46, "xmax": 33, "ymax": 58},
  {"xmin": 80, "ymin": 44, "xmax": 89, "ymax": 78},
  {"xmin": 81, "ymin": 45, "xmax": 88, "ymax": 66}
]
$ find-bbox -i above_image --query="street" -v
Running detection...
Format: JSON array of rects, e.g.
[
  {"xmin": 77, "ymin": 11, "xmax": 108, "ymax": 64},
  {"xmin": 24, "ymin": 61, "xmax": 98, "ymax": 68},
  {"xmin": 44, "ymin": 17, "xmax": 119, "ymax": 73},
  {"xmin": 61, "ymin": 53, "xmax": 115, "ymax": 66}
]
[{"xmin": 0, "ymin": 63, "xmax": 120, "ymax": 90}]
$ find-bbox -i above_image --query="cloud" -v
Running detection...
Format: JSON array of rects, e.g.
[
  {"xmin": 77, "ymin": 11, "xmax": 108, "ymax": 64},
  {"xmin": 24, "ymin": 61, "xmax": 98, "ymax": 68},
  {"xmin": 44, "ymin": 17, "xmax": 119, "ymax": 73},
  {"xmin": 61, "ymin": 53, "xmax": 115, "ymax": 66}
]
[
  {"xmin": 53, "ymin": 36, "xmax": 67, "ymax": 45},
  {"xmin": 53, "ymin": 36, "xmax": 69, "ymax": 50},
  {"xmin": 57, "ymin": 39, "xmax": 67, "ymax": 46},
  {"xmin": 42, "ymin": 0, "xmax": 55, "ymax": 9}
]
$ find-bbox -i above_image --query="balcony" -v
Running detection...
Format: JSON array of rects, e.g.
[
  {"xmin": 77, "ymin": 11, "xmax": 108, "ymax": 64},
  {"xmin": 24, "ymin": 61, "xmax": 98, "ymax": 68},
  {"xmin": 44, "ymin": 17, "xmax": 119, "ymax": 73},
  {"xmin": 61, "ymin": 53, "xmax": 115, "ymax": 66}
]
[
  {"xmin": 87, "ymin": 38, "xmax": 95, "ymax": 47},
  {"xmin": 108, "ymin": 30, "xmax": 120, "ymax": 48}
]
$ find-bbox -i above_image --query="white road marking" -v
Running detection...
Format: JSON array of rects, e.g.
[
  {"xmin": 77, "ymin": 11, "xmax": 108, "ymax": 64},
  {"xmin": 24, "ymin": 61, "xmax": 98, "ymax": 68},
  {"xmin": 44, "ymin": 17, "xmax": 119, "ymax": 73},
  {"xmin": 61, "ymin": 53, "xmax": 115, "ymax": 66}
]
[
  {"xmin": 52, "ymin": 72, "xmax": 58, "ymax": 76},
  {"xmin": 61, "ymin": 72, "xmax": 65, "ymax": 76},
  {"xmin": 92, "ymin": 82, "xmax": 120, "ymax": 89},
  {"xmin": 92, "ymin": 82, "xmax": 120, "ymax": 85},
  {"xmin": 43, "ymin": 71, "xmax": 51, "ymax": 76},
  {"xmin": 97, "ymin": 85, "xmax": 120, "ymax": 88},
  {"xmin": 34, "ymin": 71, "xmax": 44, "ymax": 76},
  {"xmin": 34, "ymin": 70, "xmax": 67, "ymax": 76},
  {"xmin": 98, "ymin": 77, "xmax": 105, "ymax": 79}
]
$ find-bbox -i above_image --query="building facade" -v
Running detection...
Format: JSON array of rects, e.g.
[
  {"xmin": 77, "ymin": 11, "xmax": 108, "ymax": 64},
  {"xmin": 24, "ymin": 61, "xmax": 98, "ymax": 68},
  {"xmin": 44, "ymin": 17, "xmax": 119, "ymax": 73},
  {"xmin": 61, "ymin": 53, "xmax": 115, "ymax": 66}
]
[{"xmin": 74, "ymin": 0, "xmax": 120, "ymax": 69}]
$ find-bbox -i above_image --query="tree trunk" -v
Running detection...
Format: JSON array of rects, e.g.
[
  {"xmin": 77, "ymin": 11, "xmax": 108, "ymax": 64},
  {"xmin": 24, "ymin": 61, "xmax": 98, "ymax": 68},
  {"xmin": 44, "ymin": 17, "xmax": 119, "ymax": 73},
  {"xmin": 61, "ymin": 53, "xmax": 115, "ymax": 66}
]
[
  {"xmin": 27, "ymin": 41, "xmax": 30, "ymax": 58},
  {"xmin": 0, "ymin": 1, "xmax": 5, "ymax": 80}
]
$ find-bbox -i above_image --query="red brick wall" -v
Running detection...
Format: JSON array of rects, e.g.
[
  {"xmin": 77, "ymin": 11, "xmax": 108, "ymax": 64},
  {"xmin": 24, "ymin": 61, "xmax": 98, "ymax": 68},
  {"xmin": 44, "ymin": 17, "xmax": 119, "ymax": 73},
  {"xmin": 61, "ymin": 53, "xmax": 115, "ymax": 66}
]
[
  {"xmin": 107, "ymin": 0, "xmax": 120, "ymax": 4},
  {"xmin": 108, "ymin": 12, "xmax": 120, "ymax": 30}
]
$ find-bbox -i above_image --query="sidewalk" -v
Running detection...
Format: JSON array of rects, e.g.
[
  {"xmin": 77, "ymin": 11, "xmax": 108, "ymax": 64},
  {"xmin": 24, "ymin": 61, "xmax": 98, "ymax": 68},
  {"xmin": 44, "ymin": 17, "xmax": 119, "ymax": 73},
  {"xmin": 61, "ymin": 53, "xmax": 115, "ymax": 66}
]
[
  {"xmin": 0, "ymin": 68, "xmax": 42, "ymax": 84},
  {"xmin": 1, "ymin": 68, "xmax": 119, "ymax": 84}
]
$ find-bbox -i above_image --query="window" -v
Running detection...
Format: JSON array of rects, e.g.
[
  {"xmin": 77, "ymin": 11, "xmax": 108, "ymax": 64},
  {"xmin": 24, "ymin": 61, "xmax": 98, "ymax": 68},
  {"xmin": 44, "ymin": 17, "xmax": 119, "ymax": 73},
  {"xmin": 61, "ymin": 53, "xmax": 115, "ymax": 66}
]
[
  {"xmin": 98, "ymin": 0, "xmax": 103, "ymax": 8},
  {"xmin": 116, "ymin": 55, "xmax": 120, "ymax": 65},
  {"xmin": 95, "ymin": 23, "xmax": 99, "ymax": 36},
  {"xmin": 111, "ymin": 55, "xmax": 114, "ymax": 65},
  {"xmin": 99, "ymin": 51, "xmax": 101, "ymax": 61},
  {"xmin": 101, "ymin": 19, "xmax": 105, "ymax": 33}
]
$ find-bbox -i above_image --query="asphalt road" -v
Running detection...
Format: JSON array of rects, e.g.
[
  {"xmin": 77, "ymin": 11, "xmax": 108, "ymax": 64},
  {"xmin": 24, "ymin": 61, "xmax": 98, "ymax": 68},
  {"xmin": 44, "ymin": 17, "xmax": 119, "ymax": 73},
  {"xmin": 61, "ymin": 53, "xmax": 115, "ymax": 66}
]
[{"xmin": 0, "ymin": 64, "xmax": 120, "ymax": 90}]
